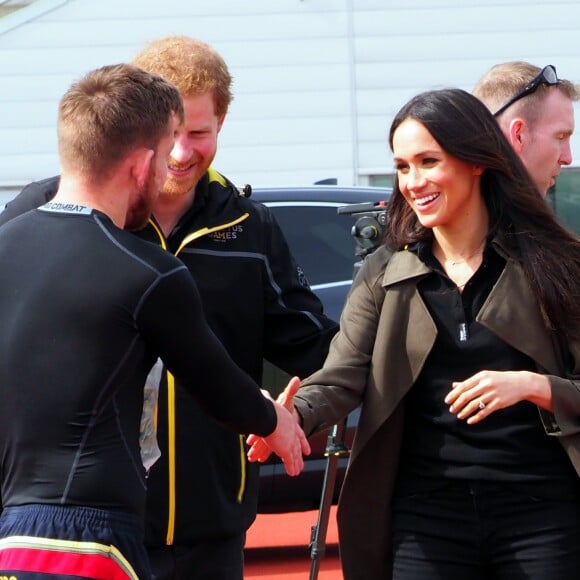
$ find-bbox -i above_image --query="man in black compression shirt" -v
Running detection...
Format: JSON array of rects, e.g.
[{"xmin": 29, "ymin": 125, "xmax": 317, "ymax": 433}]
[
  {"xmin": 0, "ymin": 64, "xmax": 309, "ymax": 580},
  {"xmin": 0, "ymin": 37, "xmax": 339, "ymax": 580}
]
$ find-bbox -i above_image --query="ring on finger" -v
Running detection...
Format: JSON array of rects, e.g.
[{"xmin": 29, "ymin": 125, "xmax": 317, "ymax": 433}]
[{"xmin": 478, "ymin": 399, "xmax": 486, "ymax": 410}]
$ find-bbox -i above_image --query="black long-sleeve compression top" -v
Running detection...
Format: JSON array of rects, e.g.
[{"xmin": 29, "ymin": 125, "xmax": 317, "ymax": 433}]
[{"xmin": 0, "ymin": 203, "xmax": 276, "ymax": 516}]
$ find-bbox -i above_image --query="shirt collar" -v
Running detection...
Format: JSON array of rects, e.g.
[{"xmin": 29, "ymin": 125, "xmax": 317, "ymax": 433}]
[{"xmin": 382, "ymin": 233, "xmax": 508, "ymax": 289}]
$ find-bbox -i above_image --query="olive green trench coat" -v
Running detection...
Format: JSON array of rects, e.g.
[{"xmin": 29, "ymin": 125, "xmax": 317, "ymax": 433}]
[{"xmin": 294, "ymin": 241, "xmax": 580, "ymax": 580}]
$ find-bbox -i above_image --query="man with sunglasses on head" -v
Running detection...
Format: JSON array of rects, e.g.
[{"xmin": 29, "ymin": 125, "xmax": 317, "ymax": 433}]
[{"xmin": 473, "ymin": 61, "xmax": 578, "ymax": 197}]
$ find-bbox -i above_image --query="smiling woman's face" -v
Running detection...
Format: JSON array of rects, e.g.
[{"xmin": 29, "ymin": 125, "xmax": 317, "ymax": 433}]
[{"xmin": 392, "ymin": 118, "xmax": 484, "ymax": 232}]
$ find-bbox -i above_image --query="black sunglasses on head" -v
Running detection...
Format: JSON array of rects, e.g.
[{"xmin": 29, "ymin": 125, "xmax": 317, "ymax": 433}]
[{"xmin": 493, "ymin": 65, "xmax": 560, "ymax": 117}]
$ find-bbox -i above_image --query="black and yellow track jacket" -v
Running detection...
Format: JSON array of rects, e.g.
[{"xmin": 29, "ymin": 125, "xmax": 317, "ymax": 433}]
[{"xmin": 0, "ymin": 169, "xmax": 338, "ymax": 546}]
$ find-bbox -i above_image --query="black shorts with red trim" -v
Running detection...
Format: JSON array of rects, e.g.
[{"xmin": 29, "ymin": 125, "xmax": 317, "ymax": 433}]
[{"xmin": 0, "ymin": 504, "xmax": 150, "ymax": 579}]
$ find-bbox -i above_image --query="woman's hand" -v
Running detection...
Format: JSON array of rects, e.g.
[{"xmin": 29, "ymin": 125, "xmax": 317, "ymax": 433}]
[{"xmin": 445, "ymin": 370, "xmax": 552, "ymax": 424}]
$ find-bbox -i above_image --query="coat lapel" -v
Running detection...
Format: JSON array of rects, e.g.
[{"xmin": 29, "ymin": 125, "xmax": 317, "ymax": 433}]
[
  {"xmin": 478, "ymin": 256, "xmax": 560, "ymax": 374},
  {"xmin": 351, "ymin": 250, "xmax": 435, "ymax": 458}
]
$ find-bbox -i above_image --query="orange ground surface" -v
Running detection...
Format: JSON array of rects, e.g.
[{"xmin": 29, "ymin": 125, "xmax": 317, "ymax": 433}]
[{"xmin": 244, "ymin": 506, "xmax": 341, "ymax": 578}]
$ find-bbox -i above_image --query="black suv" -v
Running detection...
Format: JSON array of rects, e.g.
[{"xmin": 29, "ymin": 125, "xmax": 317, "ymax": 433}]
[{"xmin": 250, "ymin": 185, "xmax": 391, "ymax": 513}]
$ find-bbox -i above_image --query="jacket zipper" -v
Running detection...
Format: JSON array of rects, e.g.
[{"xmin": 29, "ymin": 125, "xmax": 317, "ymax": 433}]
[
  {"xmin": 148, "ymin": 213, "xmax": 251, "ymax": 544},
  {"xmin": 236, "ymin": 434, "xmax": 247, "ymax": 503},
  {"xmin": 165, "ymin": 372, "xmax": 177, "ymax": 545}
]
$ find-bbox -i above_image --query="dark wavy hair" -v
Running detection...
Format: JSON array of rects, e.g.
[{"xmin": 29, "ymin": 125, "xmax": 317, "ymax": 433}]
[{"xmin": 385, "ymin": 88, "xmax": 580, "ymax": 342}]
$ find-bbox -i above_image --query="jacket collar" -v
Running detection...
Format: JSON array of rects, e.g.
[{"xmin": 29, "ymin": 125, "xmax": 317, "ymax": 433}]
[
  {"xmin": 377, "ymin": 235, "xmax": 559, "ymax": 374},
  {"xmin": 380, "ymin": 230, "xmax": 518, "ymax": 289},
  {"xmin": 146, "ymin": 168, "xmax": 244, "ymax": 239},
  {"xmin": 381, "ymin": 245, "xmax": 432, "ymax": 288}
]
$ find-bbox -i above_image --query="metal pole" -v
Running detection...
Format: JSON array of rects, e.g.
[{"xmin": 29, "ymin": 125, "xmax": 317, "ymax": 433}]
[{"xmin": 308, "ymin": 418, "xmax": 349, "ymax": 580}]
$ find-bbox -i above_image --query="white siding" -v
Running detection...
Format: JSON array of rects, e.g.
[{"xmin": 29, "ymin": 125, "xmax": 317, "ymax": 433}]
[{"xmin": 0, "ymin": 0, "xmax": 579, "ymax": 198}]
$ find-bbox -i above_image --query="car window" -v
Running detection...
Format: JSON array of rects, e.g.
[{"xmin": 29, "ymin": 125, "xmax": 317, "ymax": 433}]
[
  {"xmin": 556, "ymin": 192, "xmax": 580, "ymax": 233},
  {"xmin": 266, "ymin": 203, "xmax": 356, "ymax": 286},
  {"xmin": 552, "ymin": 169, "xmax": 580, "ymax": 234}
]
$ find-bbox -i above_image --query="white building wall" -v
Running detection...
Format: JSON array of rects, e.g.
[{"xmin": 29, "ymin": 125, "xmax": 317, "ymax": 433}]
[
  {"xmin": 353, "ymin": 0, "xmax": 580, "ymax": 178},
  {"xmin": 0, "ymin": 0, "xmax": 579, "ymax": 202}
]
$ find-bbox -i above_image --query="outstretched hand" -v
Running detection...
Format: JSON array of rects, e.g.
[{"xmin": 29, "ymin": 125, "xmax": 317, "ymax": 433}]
[
  {"xmin": 247, "ymin": 376, "xmax": 301, "ymax": 460},
  {"xmin": 247, "ymin": 376, "xmax": 309, "ymax": 475}
]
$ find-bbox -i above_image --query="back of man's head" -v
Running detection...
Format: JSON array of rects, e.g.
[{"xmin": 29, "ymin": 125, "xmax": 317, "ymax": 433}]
[
  {"xmin": 132, "ymin": 35, "xmax": 233, "ymax": 117},
  {"xmin": 473, "ymin": 61, "xmax": 578, "ymax": 125},
  {"xmin": 58, "ymin": 63, "xmax": 183, "ymax": 181}
]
